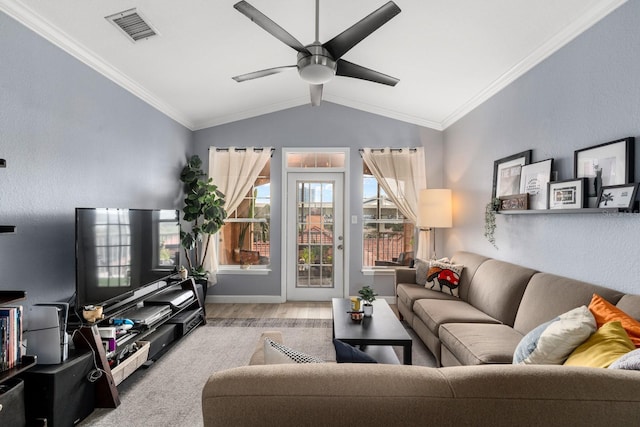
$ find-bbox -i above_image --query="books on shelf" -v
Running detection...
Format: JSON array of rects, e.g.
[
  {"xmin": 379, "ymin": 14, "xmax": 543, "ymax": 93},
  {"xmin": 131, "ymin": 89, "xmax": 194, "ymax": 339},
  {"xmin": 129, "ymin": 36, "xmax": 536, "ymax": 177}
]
[{"xmin": 0, "ymin": 305, "xmax": 23, "ymax": 372}]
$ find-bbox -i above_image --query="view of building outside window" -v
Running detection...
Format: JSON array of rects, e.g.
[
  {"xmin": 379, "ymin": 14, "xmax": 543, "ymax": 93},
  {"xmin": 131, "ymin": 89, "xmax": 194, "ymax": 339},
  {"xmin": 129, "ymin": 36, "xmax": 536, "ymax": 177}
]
[
  {"xmin": 362, "ymin": 163, "xmax": 414, "ymax": 267},
  {"xmin": 219, "ymin": 162, "xmax": 271, "ymax": 267}
]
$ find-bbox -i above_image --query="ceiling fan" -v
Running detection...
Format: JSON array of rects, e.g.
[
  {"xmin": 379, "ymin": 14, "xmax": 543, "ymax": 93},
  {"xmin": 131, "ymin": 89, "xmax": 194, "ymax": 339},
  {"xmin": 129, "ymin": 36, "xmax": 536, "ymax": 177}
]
[{"xmin": 232, "ymin": 0, "xmax": 401, "ymax": 106}]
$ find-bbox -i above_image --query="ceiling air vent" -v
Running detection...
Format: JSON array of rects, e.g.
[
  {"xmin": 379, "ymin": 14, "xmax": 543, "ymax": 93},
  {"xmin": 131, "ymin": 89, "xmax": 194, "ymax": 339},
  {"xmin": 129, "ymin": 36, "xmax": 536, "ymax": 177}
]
[{"xmin": 105, "ymin": 8, "xmax": 158, "ymax": 42}]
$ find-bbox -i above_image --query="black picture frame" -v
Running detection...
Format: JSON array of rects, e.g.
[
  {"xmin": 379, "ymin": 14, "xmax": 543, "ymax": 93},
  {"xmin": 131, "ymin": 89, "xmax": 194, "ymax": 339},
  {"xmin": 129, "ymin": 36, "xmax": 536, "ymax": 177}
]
[
  {"xmin": 597, "ymin": 183, "xmax": 638, "ymax": 209},
  {"xmin": 492, "ymin": 150, "xmax": 532, "ymax": 199},
  {"xmin": 547, "ymin": 178, "xmax": 587, "ymax": 209},
  {"xmin": 574, "ymin": 137, "xmax": 635, "ymax": 206}
]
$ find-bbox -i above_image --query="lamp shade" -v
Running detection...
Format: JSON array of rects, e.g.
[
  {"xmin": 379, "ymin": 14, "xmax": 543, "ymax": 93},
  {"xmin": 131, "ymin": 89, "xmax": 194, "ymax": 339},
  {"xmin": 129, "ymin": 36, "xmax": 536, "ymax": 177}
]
[{"xmin": 418, "ymin": 189, "xmax": 452, "ymax": 228}]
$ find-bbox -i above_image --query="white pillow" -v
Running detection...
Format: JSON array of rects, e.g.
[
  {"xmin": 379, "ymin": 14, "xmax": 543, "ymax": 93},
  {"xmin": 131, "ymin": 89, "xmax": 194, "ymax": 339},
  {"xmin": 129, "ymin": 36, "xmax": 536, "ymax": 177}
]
[
  {"xmin": 263, "ymin": 338, "xmax": 325, "ymax": 364},
  {"xmin": 513, "ymin": 305, "xmax": 596, "ymax": 365}
]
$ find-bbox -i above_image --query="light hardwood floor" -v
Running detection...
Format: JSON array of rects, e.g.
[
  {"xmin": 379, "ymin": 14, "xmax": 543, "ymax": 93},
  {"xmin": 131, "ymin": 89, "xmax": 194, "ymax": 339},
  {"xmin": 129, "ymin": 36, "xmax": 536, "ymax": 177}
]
[{"xmin": 205, "ymin": 302, "xmax": 399, "ymax": 319}]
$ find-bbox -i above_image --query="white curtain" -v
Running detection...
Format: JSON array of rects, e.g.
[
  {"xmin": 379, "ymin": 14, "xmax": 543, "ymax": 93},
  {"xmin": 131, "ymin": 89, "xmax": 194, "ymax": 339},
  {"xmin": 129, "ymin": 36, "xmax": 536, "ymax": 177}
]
[
  {"xmin": 361, "ymin": 147, "xmax": 428, "ymax": 260},
  {"xmin": 205, "ymin": 147, "xmax": 272, "ymax": 284}
]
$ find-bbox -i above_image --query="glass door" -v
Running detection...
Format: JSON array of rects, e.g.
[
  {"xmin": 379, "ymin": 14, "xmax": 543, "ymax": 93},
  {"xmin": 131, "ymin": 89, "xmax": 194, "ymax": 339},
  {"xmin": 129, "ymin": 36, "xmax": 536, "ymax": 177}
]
[{"xmin": 286, "ymin": 172, "xmax": 344, "ymax": 300}]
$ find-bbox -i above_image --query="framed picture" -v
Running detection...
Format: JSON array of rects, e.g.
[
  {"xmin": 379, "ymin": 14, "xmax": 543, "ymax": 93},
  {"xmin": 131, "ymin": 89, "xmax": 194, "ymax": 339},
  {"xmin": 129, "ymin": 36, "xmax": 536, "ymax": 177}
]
[
  {"xmin": 499, "ymin": 194, "xmax": 528, "ymax": 210},
  {"xmin": 548, "ymin": 178, "xmax": 587, "ymax": 209},
  {"xmin": 597, "ymin": 183, "xmax": 638, "ymax": 209},
  {"xmin": 492, "ymin": 150, "xmax": 532, "ymax": 199},
  {"xmin": 574, "ymin": 137, "xmax": 635, "ymax": 207},
  {"xmin": 519, "ymin": 159, "xmax": 553, "ymax": 210}
]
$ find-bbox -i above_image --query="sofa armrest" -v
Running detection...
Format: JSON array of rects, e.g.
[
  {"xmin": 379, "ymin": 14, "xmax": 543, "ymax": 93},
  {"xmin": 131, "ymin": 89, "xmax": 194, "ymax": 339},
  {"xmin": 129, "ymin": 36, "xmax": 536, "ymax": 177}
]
[{"xmin": 394, "ymin": 267, "xmax": 416, "ymax": 287}]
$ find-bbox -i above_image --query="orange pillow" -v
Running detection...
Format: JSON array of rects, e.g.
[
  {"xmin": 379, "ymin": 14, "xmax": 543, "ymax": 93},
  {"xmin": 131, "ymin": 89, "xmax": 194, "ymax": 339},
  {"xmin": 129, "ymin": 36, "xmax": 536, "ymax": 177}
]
[{"xmin": 589, "ymin": 294, "xmax": 640, "ymax": 347}]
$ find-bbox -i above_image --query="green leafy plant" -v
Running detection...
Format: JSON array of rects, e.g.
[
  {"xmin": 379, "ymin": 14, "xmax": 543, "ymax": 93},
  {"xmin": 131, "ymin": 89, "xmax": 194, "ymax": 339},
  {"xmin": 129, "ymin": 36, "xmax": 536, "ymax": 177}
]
[
  {"xmin": 179, "ymin": 155, "xmax": 227, "ymax": 279},
  {"xmin": 484, "ymin": 198, "xmax": 501, "ymax": 249},
  {"xmin": 358, "ymin": 285, "xmax": 378, "ymax": 305}
]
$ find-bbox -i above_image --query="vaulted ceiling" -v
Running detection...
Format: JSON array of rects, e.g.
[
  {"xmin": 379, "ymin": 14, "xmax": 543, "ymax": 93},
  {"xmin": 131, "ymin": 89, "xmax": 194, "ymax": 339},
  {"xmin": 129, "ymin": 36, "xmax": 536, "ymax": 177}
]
[{"xmin": 0, "ymin": 0, "xmax": 626, "ymax": 130}]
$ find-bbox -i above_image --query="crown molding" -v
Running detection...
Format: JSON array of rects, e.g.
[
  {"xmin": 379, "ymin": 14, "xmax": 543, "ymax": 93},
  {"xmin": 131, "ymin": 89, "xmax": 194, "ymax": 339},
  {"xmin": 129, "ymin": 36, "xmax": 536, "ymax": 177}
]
[
  {"xmin": 441, "ymin": 0, "xmax": 627, "ymax": 130},
  {"xmin": 192, "ymin": 97, "xmax": 310, "ymax": 130},
  {"xmin": 0, "ymin": 0, "xmax": 196, "ymax": 130},
  {"xmin": 323, "ymin": 94, "xmax": 444, "ymax": 131}
]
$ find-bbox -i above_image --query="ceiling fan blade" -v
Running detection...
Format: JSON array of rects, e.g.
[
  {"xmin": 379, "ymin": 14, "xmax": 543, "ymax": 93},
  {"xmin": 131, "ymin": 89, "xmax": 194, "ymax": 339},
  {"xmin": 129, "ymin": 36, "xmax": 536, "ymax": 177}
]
[
  {"xmin": 232, "ymin": 65, "xmax": 297, "ymax": 82},
  {"xmin": 310, "ymin": 84, "xmax": 323, "ymax": 106},
  {"xmin": 234, "ymin": 1, "xmax": 310, "ymax": 55},
  {"xmin": 336, "ymin": 60, "xmax": 399, "ymax": 86},
  {"xmin": 323, "ymin": 1, "xmax": 401, "ymax": 60}
]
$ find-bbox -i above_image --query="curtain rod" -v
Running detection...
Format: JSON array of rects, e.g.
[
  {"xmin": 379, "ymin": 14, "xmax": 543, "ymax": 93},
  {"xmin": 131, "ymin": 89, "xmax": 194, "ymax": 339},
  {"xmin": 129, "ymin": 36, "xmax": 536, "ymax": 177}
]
[
  {"xmin": 209, "ymin": 147, "xmax": 275, "ymax": 157},
  {"xmin": 358, "ymin": 148, "xmax": 418, "ymax": 157}
]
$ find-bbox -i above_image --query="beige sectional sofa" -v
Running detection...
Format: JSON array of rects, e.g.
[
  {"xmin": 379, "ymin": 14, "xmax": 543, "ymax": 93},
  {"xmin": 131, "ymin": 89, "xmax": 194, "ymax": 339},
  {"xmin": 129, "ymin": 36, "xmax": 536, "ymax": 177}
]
[
  {"xmin": 396, "ymin": 251, "xmax": 638, "ymax": 366},
  {"xmin": 202, "ymin": 252, "xmax": 640, "ymax": 426}
]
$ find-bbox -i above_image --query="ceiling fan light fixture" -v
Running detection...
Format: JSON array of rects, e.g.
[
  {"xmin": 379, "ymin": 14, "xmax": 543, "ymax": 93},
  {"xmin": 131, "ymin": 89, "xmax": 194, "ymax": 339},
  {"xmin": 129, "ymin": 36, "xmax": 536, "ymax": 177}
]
[
  {"xmin": 298, "ymin": 63, "xmax": 335, "ymax": 84},
  {"xmin": 297, "ymin": 44, "xmax": 336, "ymax": 84}
]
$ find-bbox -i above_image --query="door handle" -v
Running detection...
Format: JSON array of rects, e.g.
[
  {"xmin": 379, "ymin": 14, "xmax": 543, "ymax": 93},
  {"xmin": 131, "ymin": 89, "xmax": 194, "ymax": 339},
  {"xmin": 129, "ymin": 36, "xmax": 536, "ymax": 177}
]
[{"xmin": 337, "ymin": 244, "xmax": 343, "ymax": 250}]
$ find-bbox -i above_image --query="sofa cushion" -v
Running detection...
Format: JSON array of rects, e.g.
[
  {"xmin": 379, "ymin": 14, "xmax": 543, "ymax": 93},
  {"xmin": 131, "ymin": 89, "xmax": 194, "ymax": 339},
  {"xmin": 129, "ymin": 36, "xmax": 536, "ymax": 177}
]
[
  {"xmin": 589, "ymin": 293, "xmax": 640, "ymax": 347},
  {"xmin": 609, "ymin": 348, "xmax": 640, "ymax": 370},
  {"xmin": 513, "ymin": 305, "xmax": 596, "ymax": 365},
  {"xmin": 425, "ymin": 259, "xmax": 464, "ymax": 297},
  {"xmin": 414, "ymin": 299, "xmax": 501, "ymax": 336},
  {"xmin": 615, "ymin": 294, "xmax": 640, "ymax": 320},
  {"xmin": 564, "ymin": 322, "xmax": 635, "ymax": 368},
  {"xmin": 439, "ymin": 323, "xmax": 524, "ymax": 365},
  {"xmin": 513, "ymin": 273, "xmax": 624, "ymax": 336},
  {"xmin": 333, "ymin": 339, "xmax": 377, "ymax": 363},
  {"xmin": 449, "ymin": 251, "xmax": 490, "ymax": 301},
  {"xmin": 466, "ymin": 259, "xmax": 536, "ymax": 326},
  {"xmin": 264, "ymin": 338, "xmax": 325, "ymax": 364},
  {"xmin": 396, "ymin": 283, "xmax": 458, "ymax": 312}
]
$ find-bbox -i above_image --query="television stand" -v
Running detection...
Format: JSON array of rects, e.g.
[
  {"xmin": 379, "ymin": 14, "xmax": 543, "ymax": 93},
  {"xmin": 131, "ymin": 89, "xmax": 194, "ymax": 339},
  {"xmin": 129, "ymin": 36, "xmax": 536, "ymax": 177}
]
[{"xmin": 73, "ymin": 276, "xmax": 205, "ymax": 407}]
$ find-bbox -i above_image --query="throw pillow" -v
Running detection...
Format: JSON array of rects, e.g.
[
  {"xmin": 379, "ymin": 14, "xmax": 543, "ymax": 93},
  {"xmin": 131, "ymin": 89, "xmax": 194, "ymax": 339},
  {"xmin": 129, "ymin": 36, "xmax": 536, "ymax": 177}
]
[
  {"xmin": 588, "ymin": 293, "xmax": 640, "ymax": 347},
  {"xmin": 414, "ymin": 258, "xmax": 429, "ymax": 286},
  {"xmin": 513, "ymin": 305, "xmax": 596, "ymax": 365},
  {"xmin": 263, "ymin": 338, "xmax": 325, "ymax": 364},
  {"xmin": 609, "ymin": 348, "xmax": 640, "ymax": 370},
  {"xmin": 564, "ymin": 321, "xmax": 635, "ymax": 368},
  {"xmin": 415, "ymin": 257, "xmax": 449, "ymax": 286},
  {"xmin": 333, "ymin": 339, "xmax": 377, "ymax": 363},
  {"xmin": 425, "ymin": 259, "xmax": 463, "ymax": 297}
]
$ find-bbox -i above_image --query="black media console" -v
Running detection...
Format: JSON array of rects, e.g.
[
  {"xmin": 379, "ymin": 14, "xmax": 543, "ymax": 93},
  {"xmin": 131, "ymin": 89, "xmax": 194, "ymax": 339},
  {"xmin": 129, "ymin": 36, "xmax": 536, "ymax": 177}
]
[{"xmin": 73, "ymin": 276, "xmax": 206, "ymax": 409}]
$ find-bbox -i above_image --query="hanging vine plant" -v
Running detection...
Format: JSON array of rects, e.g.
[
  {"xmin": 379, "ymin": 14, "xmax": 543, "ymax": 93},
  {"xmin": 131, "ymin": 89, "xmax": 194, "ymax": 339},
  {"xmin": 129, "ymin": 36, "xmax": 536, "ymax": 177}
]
[{"xmin": 484, "ymin": 198, "xmax": 501, "ymax": 249}]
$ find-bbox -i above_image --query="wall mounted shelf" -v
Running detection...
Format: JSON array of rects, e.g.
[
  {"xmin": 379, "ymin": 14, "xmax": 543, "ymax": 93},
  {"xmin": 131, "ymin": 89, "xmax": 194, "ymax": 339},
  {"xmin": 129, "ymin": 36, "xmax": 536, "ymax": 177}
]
[
  {"xmin": 0, "ymin": 225, "xmax": 16, "ymax": 233},
  {"xmin": 498, "ymin": 208, "xmax": 635, "ymax": 215}
]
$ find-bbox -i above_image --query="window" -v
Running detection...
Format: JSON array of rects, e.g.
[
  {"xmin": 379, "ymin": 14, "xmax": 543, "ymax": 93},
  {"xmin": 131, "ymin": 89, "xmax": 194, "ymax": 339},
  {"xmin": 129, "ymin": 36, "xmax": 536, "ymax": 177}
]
[
  {"xmin": 155, "ymin": 210, "xmax": 180, "ymax": 269},
  {"xmin": 362, "ymin": 163, "xmax": 414, "ymax": 267},
  {"xmin": 94, "ymin": 209, "xmax": 131, "ymax": 287},
  {"xmin": 219, "ymin": 161, "xmax": 270, "ymax": 267}
]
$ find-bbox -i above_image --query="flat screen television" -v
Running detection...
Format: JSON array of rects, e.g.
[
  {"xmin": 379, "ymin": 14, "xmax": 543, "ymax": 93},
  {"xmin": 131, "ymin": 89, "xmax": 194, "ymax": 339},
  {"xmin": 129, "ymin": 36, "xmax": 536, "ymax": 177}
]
[{"xmin": 75, "ymin": 208, "xmax": 181, "ymax": 314}]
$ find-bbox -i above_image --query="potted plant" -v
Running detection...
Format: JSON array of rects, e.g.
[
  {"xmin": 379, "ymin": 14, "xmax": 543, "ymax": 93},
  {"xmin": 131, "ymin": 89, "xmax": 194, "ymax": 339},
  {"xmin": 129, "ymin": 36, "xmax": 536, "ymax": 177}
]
[
  {"xmin": 484, "ymin": 197, "xmax": 500, "ymax": 249},
  {"xmin": 179, "ymin": 155, "xmax": 227, "ymax": 282},
  {"xmin": 358, "ymin": 285, "xmax": 378, "ymax": 317}
]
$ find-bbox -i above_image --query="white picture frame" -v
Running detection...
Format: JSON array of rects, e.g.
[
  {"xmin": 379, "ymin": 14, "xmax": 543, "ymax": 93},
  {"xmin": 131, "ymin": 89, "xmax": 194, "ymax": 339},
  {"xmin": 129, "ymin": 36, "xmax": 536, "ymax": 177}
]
[{"xmin": 519, "ymin": 159, "xmax": 553, "ymax": 210}]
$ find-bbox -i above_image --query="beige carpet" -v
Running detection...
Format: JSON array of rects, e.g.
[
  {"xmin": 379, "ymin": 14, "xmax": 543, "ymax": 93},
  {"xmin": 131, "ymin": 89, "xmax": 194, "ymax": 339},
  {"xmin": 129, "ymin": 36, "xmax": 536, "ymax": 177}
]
[{"xmin": 80, "ymin": 320, "xmax": 435, "ymax": 427}]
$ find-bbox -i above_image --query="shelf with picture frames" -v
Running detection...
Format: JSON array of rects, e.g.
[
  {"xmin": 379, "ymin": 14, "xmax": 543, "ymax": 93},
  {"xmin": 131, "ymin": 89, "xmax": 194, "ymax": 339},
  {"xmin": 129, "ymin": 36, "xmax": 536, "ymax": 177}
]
[{"xmin": 498, "ymin": 207, "xmax": 637, "ymax": 215}]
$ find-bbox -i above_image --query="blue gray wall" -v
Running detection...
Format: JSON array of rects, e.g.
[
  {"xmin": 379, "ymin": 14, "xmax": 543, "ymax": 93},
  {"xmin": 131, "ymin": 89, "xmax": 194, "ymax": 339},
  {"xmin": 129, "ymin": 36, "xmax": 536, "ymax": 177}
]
[
  {"xmin": 443, "ymin": 0, "xmax": 640, "ymax": 294},
  {"xmin": 193, "ymin": 104, "xmax": 443, "ymax": 300},
  {"xmin": 0, "ymin": 12, "xmax": 191, "ymax": 310}
]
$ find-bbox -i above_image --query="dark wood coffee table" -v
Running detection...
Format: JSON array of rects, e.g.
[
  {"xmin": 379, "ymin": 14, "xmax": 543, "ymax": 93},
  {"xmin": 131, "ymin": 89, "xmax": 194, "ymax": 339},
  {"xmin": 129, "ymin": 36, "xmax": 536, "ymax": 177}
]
[{"xmin": 332, "ymin": 298, "xmax": 412, "ymax": 365}]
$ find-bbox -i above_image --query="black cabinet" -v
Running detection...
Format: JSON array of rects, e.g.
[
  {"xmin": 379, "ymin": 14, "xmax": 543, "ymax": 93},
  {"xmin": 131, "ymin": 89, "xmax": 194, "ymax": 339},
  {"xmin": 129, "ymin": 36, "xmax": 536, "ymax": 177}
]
[{"xmin": 21, "ymin": 350, "xmax": 95, "ymax": 427}]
